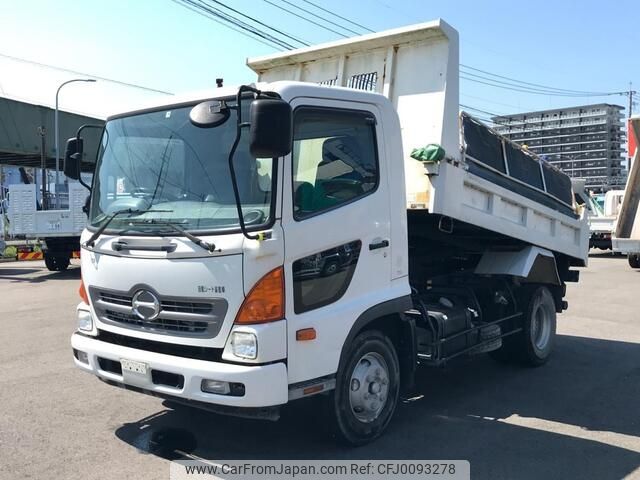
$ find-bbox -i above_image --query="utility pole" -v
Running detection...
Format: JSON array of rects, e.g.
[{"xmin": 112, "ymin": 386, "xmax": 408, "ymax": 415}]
[
  {"xmin": 38, "ymin": 126, "xmax": 47, "ymax": 209},
  {"xmin": 624, "ymin": 83, "xmax": 637, "ymax": 173}
]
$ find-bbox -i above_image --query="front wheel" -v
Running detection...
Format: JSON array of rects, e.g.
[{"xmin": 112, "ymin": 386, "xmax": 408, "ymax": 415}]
[
  {"xmin": 327, "ymin": 330, "xmax": 400, "ymax": 445},
  {"xmin": 628, "ymin": 254, "xmax": 640, "ymax": 269}
]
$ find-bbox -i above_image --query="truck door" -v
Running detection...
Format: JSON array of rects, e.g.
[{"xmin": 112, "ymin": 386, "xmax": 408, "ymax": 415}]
[{"xmin": 282, "ymin": 99, "xmax": 392, "ymax": 384}]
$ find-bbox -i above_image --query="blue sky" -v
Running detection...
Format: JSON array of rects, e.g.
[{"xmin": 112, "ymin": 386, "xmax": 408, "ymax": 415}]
[{"xmin": 0, "ymin": 0, "xmax": 638, "ymax": 119}]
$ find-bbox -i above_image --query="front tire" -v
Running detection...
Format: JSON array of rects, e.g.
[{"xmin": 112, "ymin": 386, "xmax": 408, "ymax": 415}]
[
  {"xmin": 327, "ymin": 330, "xmax": 400, "ymax": 446},
  {"xmin": 628, "ymin": 254, "xmax": 640, "ymax": 269}
]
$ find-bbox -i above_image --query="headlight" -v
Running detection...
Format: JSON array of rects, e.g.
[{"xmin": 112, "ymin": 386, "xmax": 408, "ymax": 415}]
[
  {"xmin": 77, "ymin": 309, "xmax": 93, "ymax": 332},
  {"xmin": 231, "ymin": 331, "xmax": 257, "ymax": 359}
]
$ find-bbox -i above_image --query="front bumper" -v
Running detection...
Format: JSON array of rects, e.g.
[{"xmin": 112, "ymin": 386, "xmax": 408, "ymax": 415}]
[{"xmin": 71, "ymin": 332, "xmax": 288, "ymax": 408}]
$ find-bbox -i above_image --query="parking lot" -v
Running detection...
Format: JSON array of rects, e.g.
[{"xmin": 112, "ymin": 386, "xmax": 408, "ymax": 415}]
[{"xmin": 0, "ymin": 253, "xmax": 639, "ymax": 480}]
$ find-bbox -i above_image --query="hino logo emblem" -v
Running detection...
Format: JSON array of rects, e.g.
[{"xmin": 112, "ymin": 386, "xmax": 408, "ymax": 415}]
[{"xmin": 131, "ymin": 290, "xmax": 161, "ymax": 321}]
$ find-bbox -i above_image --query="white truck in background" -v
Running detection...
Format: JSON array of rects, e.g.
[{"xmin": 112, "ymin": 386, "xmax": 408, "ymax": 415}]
[
  {"xmin": 8, "ymin": 181, "xmax": 89, "ymax": 270},
  {"xmin": 581, "ymin": 185, "xmax": 625, "ymax": 250},
  {"xmin": 67, "ymin": 20, "xmax": 588, "ymax": 444},
  {"xmin": 612, "ymin": 116, "xmax": 640, "ymax": 267}
]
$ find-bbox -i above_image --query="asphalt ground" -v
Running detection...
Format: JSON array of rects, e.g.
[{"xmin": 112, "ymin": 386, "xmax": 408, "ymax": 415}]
[{"xmin": 0, "ymin": 253, "xmax": 639, "ymax": 479}]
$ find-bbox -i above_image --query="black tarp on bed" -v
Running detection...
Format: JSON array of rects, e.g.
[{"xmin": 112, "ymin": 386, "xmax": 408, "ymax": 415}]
[{"xmin": 461, "ymin": 114, "xmax": 576, "ymax": 218}]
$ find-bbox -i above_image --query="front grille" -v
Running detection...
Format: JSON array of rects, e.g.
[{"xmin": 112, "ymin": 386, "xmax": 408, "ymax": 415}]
[
  {"xmin": 104, "ymin": 309, "xmax": 210, "ymax": 334},
  {"xmin": 89, "ymin": 286, "xmax": 228, "ymax": 338}
]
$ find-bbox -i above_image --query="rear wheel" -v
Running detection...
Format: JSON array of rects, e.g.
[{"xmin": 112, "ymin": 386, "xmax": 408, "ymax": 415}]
[
  {"xmin": 490, "ymin": 286, "xmax": 556, "ymax": 367},
  {"xmin": 628, "ymin": 254, "xmax": 640, "ymax": 269},
  {"xmin": 326, "ymin": 330, "xmax": 400, "ymax": 445},
  {"xmin": 44, "ymin": 254, "xmax": 70, "ymax": 271}
]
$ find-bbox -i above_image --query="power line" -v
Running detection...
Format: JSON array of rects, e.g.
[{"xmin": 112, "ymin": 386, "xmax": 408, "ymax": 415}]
[
  {"xmin": 189, "ymin": 0, "xmax": 298, "ymax": 49},
  {"xmin": 277, "ymin": 0, "xmax": 362, "ymax": 36},
  {"xmin": 205, "ymin": 0, "xmax": 310, "ymax": 46},
  {"xmin": 171, "ymin": 0, "xmax": 282, "ymax": 50},
  {"xmin": 460, "ymin": 74, "xmax": 619, "ymax": 98},
  {"xmin": 460, "ymin": 104, "xmax": 505, "ymax": 118},
  {"xmin": 174, "ymin": 0, "xmax": 298, "ymax": 50},
  {"xmin": 0, "ymin": 52, "xmax": 173, "ymax": 95},
  {"xmin": 461, "ymin": 64, "xmax": 611, "ymax": 96},
  {"xmin": 460, "ymin": 104, "xmax": 510, "ymax": 126},
  {"xmin": 461, "ymin": 93, "xmax": 536, "ymax": 112},
  {"xmin": 262, "ymin": 0, "xmax": 350, "ymax": 38},
  {"xmin": 460, "ymin": 70, "xmax": 617, "ymax": 97},
  {"xmin": 301, "ymin": 0, "xmax": 375, "ymax": 33}
]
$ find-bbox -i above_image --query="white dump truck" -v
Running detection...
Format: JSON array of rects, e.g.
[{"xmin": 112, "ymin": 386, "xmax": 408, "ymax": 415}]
[
  {"xmin": 612, "ymin": 116, "xmax": 640, "ymax": 268},
  {"xmin": 68, "ymin": 20, "xmax": 588, "ymax": 444}
]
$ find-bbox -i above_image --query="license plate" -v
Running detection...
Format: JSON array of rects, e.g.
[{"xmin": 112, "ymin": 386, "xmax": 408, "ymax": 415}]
[{"xmin": 120, "ymin": 358, "xmax": 148, "ymax": 375}]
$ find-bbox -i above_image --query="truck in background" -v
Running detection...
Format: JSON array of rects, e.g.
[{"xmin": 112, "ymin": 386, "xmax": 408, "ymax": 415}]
[
  {"xmin": 8, "ymin": 180, "xmax": 89, "ymax": 270},
  {"xmin": 67, "ymin": 20, "xmax": 588, "ymax": 444},
  {"xmin": 612, "ymin": 116, "xmax": 640, "ymax": 268},
  {"xmin": 578, "ymin": 184, "xmax": 624, "ymax": 250}
]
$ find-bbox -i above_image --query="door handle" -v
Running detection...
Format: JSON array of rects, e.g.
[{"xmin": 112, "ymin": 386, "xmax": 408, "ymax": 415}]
[{"xmin": 369, "ymin": 239, "xmax": 390, "ymax": 250}]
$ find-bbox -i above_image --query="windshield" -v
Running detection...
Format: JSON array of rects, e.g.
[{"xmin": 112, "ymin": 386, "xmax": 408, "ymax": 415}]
[{"xmin": 89, "ymin": 99, "xmax": 276, "ymax": 234}]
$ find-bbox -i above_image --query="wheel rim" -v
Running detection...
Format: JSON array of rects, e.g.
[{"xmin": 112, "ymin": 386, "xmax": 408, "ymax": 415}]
[
  {"xmin": 348, "ymin": 352, "xmax": 390, "ymax": 423},
  {"xmin": 531, "ymin": 301, "xmax": 552, "ymax": 351}
]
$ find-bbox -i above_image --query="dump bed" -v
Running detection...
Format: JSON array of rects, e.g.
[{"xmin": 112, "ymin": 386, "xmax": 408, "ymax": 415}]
[
  {"xmin": 613, "ymin": 117, "xmax": 640, "ymax": 253},
  {"xmin": 248, "ymin": 20, "xmax": 588, "ymax": 263}
]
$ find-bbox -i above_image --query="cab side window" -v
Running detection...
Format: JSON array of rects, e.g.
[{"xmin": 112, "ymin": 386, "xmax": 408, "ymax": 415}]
[{"xmin": 292, "ymin": 108, "xmax": 379, "ymax": 220}]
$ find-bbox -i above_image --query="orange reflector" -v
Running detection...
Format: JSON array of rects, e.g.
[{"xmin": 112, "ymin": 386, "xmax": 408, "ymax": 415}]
[
  {"xmin": 296, "ymin": 328, "xmax": 317, "ymax": 341},
  {"xmin": 235, "ymin": 266, "xmax": 285, "ymax": 324},
  {"xmin": 78, "ymin": 279, "xmax": 89, "ymax": 305},
  {"xmin": 303, "ymin": 385, "xmax": 324, "ymax": 396}
]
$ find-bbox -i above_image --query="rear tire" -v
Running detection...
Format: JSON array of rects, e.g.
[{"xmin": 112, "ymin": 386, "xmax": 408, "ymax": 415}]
[
  {"xmin": 326, "ymin": 330, "xmax": 400, "ymax": 446},
  {"xmin": 628, "ymin": 254, "xmax": 640, "ymax": 269},
  {"xmin": 44, "ymin": 254, "xmax": 70, "ymax": 271},
  {"xmin": 490, "ymin": 286, "xmax": 556, "ymax": 367}
]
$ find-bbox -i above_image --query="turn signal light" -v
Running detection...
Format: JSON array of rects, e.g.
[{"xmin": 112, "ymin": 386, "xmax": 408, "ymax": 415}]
[
  {"xmin": 235, "ymin": 266, "xmax": 284, "ymax": 324},
  {"xmin": 79, "ymin": 279, "xmax": 90, "ymax": 305},
  {"xmin": 296, "ymin": 328, "xmax": 316, "ymax": 341}
]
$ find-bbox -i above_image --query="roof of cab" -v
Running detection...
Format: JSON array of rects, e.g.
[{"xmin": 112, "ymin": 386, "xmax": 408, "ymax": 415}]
[{"xmin": 105, "ymin": 81, "xmax": 389, "ymax": 121}]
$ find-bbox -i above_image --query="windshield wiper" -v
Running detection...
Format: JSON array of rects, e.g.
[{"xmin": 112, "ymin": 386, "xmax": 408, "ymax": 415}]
[
  {"xmin": 84, "ymin": 208, "xmax": 173, "ymax": 248},
  {"xmin": 127, "ymin": 218, "xmax": 218, "ymax": 253}
]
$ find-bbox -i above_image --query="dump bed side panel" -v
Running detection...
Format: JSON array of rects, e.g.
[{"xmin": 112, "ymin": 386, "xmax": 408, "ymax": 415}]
[{"xmin": 615, "ymin": 118, "xmax": 640, "ymax": 240}]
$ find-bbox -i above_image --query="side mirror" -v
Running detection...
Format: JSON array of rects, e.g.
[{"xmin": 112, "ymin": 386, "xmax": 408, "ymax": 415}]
[
  {"xmin": 63, "ymin": 137, "xmax": 83, "ymax": 180},
  {"xmin": 190, "ymin": 100, "xmax": 230, "ymax": 128},
  {"xmin": 249, "ymin": 98, "xmax": 292, "ymax": 158}
]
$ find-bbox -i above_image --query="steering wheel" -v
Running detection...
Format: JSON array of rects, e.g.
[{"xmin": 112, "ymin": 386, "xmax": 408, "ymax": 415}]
[
  {"xmin": 131, "ymin": 186, "xmax": 153, "ymax": 198},
  {"xmin": 319, "ymin": 178, "xmax": 365, "ymax": 200},
  {"xmin": 243, "ymin": 210, "xmax": 265, "ymax": 225}
]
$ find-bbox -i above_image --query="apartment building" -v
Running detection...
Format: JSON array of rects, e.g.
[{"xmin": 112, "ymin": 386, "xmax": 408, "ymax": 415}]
[{"xmin": 492, "ymin": 104, "xmax": 626, "ymax": 192}]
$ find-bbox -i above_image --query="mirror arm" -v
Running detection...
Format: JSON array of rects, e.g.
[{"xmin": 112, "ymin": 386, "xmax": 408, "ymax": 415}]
[
  {"xmin": 227, "ymin": 85, "xmax": 283, "ymax": 241},
  {"xmin": 228, "ymin": 86, "xmax": 261, "ymax": 241},
  {"xmin": 71, "ymin": 152, "xmax": 92, "ymax": 190}
]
